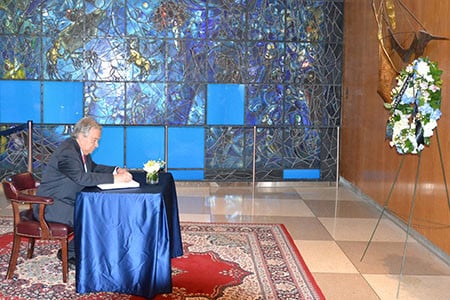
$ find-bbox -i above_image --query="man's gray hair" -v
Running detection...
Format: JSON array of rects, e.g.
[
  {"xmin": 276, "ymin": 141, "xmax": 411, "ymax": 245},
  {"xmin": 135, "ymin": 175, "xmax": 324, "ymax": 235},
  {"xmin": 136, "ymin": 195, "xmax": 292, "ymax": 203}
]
[{"xmin": 71, "ymin": 117, "xmax": 102, "ymax": 139}]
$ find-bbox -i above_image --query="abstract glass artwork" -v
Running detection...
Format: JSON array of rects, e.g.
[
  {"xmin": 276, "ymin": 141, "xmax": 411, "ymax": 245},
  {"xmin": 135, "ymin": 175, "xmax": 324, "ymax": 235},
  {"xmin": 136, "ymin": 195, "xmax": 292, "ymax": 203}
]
[{"xmin": 0, "ymin": 0, "xmax": 344, "ymax": 182}]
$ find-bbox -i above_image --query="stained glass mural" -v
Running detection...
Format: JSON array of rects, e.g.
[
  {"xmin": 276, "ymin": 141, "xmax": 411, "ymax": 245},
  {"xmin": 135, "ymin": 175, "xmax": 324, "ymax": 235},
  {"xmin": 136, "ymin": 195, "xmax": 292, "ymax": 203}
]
[
  {"xmin": 0, "ymin": 0, "xmax": 41, "ymax": 35},
  {"xmin": 0, "ymin": 0, "xmax": 344, "ymax": 182},
  {"xmin": 1, "ymin": 36, "xmax": 41, "ymax": 79},
  {"xmin": 84, "ymin": 82, "xmax": 125, "ymax": 124},
  {"xmin": 167, "ymin": 83, "xmax": 205, "ymax": 125},
  {"xmin": 248, "ymin": 0, "xmax": 286, "ymax": 41},
  {"xmin": 126, "ymin": 82, "xmax": 166, "ymax": 124},
  {"xmin": 127, "ymin": 38, "xmax": 165, "ymax": 82},
  {"xmin": 0, "ymin": 123, "xmax": 30, "ymax": 180},
  {"xmin": 246, "ymin": 84, "xmax": 284, "ymax": 125},
  {"xmin": 207, "ymin": 0, "xmax": 246, "ymax": 40}
]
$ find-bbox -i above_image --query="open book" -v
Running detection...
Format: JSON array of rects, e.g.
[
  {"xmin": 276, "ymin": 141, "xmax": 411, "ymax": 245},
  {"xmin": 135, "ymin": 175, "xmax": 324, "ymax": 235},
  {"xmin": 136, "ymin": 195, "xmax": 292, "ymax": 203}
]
[{"xmin": 97, "ymin": 179, "xmax": 140, "ymax": 190}]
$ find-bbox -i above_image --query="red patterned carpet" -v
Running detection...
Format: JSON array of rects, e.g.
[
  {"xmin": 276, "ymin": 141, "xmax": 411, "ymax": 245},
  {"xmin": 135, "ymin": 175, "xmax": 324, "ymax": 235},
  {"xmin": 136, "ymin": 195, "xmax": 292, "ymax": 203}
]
[{"xmin": 0, "ymin": 218, "xmax": 324, "ymax": 299}]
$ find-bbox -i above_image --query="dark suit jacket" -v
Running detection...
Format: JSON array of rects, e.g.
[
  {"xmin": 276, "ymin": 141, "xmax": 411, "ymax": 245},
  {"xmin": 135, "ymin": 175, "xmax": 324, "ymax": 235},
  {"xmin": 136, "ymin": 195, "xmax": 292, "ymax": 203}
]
[{"xmin": 34, "ymin": 138, "xmax": 116, "ymax": 226}]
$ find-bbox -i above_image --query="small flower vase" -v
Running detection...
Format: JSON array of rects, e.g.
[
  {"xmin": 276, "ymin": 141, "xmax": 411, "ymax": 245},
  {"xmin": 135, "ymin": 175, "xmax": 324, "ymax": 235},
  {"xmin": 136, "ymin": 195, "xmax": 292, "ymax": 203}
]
[{"xmin": 146, "ymin": 172, "xmax": 159, "ymax": 184}]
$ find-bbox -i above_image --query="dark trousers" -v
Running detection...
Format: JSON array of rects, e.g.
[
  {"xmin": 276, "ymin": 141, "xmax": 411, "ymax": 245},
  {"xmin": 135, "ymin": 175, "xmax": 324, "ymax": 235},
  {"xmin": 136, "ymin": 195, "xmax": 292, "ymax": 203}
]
[{"xmin": 33, "ymin": 200, "xmax": 76, "ymax": 258}]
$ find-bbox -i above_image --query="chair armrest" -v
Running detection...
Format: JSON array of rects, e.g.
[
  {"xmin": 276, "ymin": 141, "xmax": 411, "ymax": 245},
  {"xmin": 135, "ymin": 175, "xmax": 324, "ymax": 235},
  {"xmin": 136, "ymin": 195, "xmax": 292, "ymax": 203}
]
[
  {"xmin": 2, "ymin": 180, "xmax": 53, "ymax": 205},
  {"xmin": 15, "ymin": 192, "xmax": 54, "ymax": 205}
]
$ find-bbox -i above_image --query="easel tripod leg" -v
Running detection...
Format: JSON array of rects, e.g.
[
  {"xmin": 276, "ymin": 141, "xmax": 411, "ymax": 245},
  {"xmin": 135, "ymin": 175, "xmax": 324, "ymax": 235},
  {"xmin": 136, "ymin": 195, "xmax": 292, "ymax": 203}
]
[
  {"xmin": 396, "ymin": 152, "xmax": 422, "ymax": 298},
  {"xmin": 435, "ymin": 128, "xmax": 450, "ymax": 209},
  {"xmin": 360, "ymin": 155, "xmax": 406, "ymax": 261}
]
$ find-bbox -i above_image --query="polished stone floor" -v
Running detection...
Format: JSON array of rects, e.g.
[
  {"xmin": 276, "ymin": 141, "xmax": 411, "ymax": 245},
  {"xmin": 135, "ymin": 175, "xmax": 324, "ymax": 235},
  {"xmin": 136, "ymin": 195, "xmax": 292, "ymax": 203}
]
[
  {"xmin": 174, "ymin": 181, "xmax": 450, "ymax": 300},
  {"xmin": 1, "ymin": 180, "xmax": 449, "ymax": 299}
]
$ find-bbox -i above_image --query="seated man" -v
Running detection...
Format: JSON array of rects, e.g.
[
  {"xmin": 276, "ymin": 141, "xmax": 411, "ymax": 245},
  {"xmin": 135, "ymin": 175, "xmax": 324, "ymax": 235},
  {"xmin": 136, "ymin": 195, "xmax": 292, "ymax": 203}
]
[{"xmin": 34, "ymin": 116, "xmax": 132, "ymax": 268}]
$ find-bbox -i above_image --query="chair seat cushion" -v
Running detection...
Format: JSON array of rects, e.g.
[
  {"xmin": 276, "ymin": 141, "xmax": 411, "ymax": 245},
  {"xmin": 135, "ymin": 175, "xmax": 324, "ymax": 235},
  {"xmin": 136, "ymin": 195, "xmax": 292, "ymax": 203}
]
[{"xmin": 16, "ymin": 221, "xmax": 73, "ymax": 238}]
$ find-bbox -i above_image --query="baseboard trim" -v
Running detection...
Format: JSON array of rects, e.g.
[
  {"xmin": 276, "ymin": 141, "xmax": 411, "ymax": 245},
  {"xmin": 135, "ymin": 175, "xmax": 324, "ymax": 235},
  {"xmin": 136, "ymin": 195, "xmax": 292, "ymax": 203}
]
[{"xmin": 339, "ymin": 176, "xmax": 450, "ymax": 266}]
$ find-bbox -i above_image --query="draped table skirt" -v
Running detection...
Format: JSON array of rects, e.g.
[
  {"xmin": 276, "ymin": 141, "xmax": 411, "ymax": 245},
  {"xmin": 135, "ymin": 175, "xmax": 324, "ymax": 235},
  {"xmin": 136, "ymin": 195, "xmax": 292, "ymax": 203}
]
[{"xmin": 75, "ymin": 172, "xmax": 182, "ymax": 299}]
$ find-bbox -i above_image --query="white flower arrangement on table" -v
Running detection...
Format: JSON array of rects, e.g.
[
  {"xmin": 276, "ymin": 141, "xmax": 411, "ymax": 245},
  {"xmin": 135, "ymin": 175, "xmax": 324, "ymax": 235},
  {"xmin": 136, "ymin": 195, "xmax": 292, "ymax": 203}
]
[
  {"xmin": 385, "ymin": 57, "xmax": 443, "ymax": 155},
  {"xmin": 143, "ymin": 159, "xmax": 165, "ymax": 182}
]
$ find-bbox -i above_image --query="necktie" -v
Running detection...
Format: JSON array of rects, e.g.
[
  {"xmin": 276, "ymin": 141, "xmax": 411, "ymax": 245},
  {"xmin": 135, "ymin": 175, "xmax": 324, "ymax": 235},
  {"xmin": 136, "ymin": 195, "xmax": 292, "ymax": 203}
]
[{"xmin": 82, "ymin": 155, "xmax": 87, "ymax": 172}]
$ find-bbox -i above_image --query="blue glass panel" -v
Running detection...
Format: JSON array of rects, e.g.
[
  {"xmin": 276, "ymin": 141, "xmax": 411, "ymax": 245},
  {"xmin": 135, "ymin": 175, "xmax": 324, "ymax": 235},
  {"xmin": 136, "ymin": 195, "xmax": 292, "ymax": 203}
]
[
  {"xmin": 44, "ymin": 82, "xmax": 83, "ymax": 123},
  {"xmin": 170, "ymin": 170, "xmax": 204, "ymax": 181},
  {"xmin": 168, "ymin": 127, "xmax": 204, "ymax": 168},
  {"xmin": 126, "ymin": 126, "xmax": 165, "ymax": 169},
  {"xmin": 92, "ymin": 127, "xmax": 125, "ymax": 167},
  {"xmin": 207, "ymin": 84, "xmax": 244, "ymax": 125},
  {"xmin": 0, "ymin": 81, "xmax": 40, "ymax": 123},
  {"xmin": 283, "ymin": 169, "xmax": 320, "ymax": 179}
]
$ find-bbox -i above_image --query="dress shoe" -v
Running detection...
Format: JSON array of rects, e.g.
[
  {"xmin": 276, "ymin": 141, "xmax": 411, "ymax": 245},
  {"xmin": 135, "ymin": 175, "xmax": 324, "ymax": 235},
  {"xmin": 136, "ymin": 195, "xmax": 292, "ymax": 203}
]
[{"xmin": 57, "ymin": 249, "xmax": 76, "ymax": 271}]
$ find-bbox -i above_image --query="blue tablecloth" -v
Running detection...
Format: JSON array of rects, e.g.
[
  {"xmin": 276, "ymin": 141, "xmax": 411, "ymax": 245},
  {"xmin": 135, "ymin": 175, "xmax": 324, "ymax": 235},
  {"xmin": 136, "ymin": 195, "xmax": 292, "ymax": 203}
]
[{"xmin": 74, "ymin": 172, "xmax": 183, "ymax": 299}]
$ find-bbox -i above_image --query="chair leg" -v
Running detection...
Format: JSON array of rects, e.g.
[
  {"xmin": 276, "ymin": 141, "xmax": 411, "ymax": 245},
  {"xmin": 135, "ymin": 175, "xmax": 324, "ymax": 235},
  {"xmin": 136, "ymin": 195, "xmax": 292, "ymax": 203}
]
[
  {"xmin": 26, "ymin": 237, "xmax": 35, "ymax": 259},
  {"xmin": 60, "ymin": 240, "xmax": 69, "ymax": 283},
  {"xmin": 6, "ymin": 234, "xmax": 21, "ymax": 279}
]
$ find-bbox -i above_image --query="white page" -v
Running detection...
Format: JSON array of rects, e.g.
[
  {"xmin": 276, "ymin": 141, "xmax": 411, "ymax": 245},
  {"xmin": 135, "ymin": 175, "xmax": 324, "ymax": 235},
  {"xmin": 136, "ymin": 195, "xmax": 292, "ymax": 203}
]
[{"xmin": 97, "ymin": 179, "xmax": 140, "ymax": 190}]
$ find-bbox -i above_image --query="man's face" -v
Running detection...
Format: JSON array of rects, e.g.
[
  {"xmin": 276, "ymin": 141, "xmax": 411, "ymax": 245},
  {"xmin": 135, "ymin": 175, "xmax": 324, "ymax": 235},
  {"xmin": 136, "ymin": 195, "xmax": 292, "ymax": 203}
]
[{"xmin": 78, "ymin": 128, "xmax": 101, "ymax": 155}]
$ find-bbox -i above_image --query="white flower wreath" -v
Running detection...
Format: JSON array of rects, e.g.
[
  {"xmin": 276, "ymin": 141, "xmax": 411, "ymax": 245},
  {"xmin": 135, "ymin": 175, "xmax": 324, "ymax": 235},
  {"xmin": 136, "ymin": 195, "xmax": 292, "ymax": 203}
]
[{"xmin": 385, "ymin": 57, "xmax": 443, "ymax": 155}]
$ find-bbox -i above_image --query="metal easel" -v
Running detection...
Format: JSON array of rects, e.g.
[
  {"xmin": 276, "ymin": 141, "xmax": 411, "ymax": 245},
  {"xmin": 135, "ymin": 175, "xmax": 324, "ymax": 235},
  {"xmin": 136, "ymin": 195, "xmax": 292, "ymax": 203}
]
[{"xmin": 360, "ymin": 128, "xmax": 450, "ymax": 298}]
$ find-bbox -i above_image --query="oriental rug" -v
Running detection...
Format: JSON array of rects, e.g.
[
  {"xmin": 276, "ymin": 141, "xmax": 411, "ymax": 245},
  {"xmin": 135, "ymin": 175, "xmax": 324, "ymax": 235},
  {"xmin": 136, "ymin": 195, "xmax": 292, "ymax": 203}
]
[{"xmin": 0, "ymin": 218, "xmax": 324, "ymax": 299}]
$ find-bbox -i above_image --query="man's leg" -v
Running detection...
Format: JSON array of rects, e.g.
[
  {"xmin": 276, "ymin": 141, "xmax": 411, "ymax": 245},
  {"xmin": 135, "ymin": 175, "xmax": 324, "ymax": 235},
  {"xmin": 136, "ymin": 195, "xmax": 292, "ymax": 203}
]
[{"xmin": 34, "ymin": 200, "xmax": 76, "ymax": 259}]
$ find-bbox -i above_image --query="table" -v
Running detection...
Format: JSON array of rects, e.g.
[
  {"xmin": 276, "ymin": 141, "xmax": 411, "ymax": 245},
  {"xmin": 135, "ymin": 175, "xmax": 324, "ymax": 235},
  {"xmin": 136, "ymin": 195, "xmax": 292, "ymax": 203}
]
[{"xmin": 74, "ymin": 172, "xmax": 183, "ymax": 299}]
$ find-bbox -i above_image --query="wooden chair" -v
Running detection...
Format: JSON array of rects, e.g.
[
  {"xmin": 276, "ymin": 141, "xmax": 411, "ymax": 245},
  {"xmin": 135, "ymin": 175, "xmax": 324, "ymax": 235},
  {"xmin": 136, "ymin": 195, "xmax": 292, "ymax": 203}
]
[{"xmin": 1, "ymin": 172, "xmax": 74, "ymax": 282}]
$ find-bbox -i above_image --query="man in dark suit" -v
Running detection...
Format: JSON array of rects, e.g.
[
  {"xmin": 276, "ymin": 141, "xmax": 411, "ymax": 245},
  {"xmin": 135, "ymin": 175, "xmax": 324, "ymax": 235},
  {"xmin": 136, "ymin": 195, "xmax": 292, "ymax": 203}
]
[{"xmin": 34, "ymin": 116, "xmax": 132, "ymax": 267}]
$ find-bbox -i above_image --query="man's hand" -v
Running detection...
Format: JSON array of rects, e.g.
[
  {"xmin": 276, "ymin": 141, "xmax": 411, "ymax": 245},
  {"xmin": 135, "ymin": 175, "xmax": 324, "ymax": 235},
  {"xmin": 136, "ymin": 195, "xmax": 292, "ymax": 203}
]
[
  {"xmin": 115, "ymin": 167, "xmax": 128, "ymax": 174},
  {"xmin": 114, "ymin": 170, "xmax": 133, "ymax": 183}
]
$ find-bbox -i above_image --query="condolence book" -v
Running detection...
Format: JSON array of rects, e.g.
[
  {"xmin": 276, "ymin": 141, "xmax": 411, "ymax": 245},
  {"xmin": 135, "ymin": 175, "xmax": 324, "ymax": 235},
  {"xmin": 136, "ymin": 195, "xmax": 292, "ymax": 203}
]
[{"xmin": 97, "ymin": 179, "xmax": 140, "ymax": 190}]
